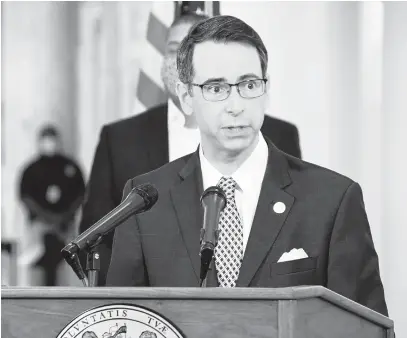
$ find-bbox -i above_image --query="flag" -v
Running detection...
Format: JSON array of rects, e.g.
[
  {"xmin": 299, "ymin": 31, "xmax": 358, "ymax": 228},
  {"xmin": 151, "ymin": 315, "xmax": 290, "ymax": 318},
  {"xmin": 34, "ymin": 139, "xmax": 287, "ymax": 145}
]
[{"xmin": 133, "ymin": 1, "xmax": 220, "ymax": 116}]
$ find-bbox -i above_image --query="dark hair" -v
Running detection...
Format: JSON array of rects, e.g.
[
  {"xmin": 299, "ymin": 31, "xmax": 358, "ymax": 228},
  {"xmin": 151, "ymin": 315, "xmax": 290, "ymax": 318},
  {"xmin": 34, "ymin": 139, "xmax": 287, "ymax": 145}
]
[
  {"xmin": 171, "ymin": 12, "xmax": 210, "ymax": 29},
  {"xmin": 39, "ymin": 124, "xmax": 59, "ymax": 139},
  {"xmin": 177, "ymin": 15, "xmax": 268, "ymax": 84}
]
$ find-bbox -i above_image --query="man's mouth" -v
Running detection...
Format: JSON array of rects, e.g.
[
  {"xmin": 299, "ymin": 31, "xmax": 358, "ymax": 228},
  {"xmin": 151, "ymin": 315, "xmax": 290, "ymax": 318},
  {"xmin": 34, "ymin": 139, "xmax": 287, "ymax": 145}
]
[
  {"xmin": 223, "ymin": 126, "xmax": 248, "ymax": 130},
  {"xmin": 221, "ymin": 126, "xmax": 251, "ymax": 135}
]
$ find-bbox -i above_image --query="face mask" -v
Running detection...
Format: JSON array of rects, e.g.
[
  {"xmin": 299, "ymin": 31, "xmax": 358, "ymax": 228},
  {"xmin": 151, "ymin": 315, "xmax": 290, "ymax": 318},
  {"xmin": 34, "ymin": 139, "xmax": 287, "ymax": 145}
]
[
  {"xmin": 160, "ymin": 55, "xmax": 179, "ymax": 100},
  {"xmin": 39, "ymin": 137, "xmax": 58, "ymax": 156}
]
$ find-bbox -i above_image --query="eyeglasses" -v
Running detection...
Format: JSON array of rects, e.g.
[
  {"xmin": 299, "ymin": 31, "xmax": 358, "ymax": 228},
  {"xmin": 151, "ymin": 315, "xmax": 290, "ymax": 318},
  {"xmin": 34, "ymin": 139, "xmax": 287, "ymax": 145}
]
[{"xmin": 190, "ymin": 79, "xmax": 268, "ymax": 102}]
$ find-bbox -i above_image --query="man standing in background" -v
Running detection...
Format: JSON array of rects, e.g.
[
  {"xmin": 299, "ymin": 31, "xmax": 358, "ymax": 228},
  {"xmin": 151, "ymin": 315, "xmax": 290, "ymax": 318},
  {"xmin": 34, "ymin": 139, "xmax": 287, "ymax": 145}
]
[
  {"xmin": 19, "ymin": 125, "xmax": 85, "ymax": 286},
  {"xmin": 79, "ymin": 10, "xmax": 301, "ymax": 286}
]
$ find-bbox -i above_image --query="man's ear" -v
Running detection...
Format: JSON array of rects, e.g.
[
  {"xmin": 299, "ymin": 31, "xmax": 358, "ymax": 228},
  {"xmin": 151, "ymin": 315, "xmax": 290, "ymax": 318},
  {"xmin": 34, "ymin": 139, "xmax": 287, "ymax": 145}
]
[
  {"xmin": 176, "ymin": 81, "xmax": 193, "ymax": 116},
  {"xmin": 265, "ymin": 73, "xmax": 271, "ymax": 92}
]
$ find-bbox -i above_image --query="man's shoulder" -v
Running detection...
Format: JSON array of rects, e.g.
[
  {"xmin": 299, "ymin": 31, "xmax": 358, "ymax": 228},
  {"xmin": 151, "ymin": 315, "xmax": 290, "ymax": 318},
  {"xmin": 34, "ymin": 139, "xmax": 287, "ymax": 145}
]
[
  {"xmin": 285, "ymin": 153, "xmax": 355, "ymax": 193},
  {"xmin": 103, "ymin": 104, "xmax": 167, "ymax": 134},
  {"xmin": 128, "ymin": 153, "xmax": 193, "ymax": 188},
  {"xmin": 263, "ymin": 115, "xmax": 298, "ymax": 133}
]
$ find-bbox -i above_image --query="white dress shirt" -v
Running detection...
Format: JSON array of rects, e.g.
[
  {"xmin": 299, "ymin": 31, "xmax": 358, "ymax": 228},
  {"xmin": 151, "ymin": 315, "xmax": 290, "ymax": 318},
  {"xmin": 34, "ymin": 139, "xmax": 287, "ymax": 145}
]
[
  {"xmin": 167, "ymin": 99, "xmax": 201, "ymax": 161},
  {"xmin": 199, "ymin": 133, "xmax": 269, "ymax": 253}
]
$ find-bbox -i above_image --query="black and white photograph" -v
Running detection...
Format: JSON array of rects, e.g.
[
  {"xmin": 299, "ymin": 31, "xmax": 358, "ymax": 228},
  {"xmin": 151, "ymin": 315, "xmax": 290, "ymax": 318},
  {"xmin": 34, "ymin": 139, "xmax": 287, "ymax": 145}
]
[{"xmin": 1, "ymin": 1, "xmax": 406, "ymax": 337}]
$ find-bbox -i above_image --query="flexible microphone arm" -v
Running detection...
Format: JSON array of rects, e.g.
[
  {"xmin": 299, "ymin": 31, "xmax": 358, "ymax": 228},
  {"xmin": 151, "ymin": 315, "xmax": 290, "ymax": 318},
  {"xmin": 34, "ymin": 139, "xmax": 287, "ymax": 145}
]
[
  {"xmin": 61, "ymin": 183, "xmax": 158, "ymax": 286},
  {"xmin": 62, "ymin": 184, "xmax": 157, "ymax": 256}
]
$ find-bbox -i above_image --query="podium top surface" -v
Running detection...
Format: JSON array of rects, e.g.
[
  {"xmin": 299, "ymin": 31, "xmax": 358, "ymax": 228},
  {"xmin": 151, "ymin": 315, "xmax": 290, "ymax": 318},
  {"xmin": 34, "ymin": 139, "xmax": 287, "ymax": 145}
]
[{"xmin": 2, "ymin": 285, "xmax": 393, "ymax": 328}]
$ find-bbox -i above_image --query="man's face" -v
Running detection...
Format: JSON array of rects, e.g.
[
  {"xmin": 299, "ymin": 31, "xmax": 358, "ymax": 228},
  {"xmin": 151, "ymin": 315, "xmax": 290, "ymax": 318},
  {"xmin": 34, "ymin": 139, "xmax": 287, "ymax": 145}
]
[
  {"xmin": 179, "ymin": 41, "xmax": 268, "ymax": 156},
  {"xmin": 38, "ymin": 135, "xmax": 61, "ymax": 156},
  {"xmin": 161, "ymin": 22, "xmax": 194, "ymax": 102}
]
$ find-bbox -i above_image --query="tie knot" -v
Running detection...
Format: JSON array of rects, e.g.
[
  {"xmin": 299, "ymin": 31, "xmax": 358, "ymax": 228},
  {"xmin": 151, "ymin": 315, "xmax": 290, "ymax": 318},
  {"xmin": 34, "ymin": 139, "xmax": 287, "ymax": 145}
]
[{"xmin": 217, "ymin": 176, "xmax": 237, "ymax": 199}]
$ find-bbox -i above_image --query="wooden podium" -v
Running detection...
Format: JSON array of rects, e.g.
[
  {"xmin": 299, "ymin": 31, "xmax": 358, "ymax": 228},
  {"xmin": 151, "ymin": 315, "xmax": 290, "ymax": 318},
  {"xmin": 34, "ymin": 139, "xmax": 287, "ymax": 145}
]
[{"xmin": 2, "ymin": 286, "xmax": 394, "ymax": 338}]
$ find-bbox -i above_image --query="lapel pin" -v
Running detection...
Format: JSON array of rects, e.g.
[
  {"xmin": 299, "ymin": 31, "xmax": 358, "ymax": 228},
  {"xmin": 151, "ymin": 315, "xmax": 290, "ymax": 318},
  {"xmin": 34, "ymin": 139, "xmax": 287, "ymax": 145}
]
[{"xmin": 273, "ymin": 201, "xmax": 286, "ymax": 214}]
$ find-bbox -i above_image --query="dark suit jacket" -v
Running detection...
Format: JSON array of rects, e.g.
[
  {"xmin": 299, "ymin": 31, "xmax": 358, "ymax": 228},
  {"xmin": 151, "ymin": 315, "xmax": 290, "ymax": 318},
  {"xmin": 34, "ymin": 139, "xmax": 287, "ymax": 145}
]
[
  {"xmin": 106, "ymin": 138, "xmax": 388, "ymax": 316},
  {"xmin": 79, "ymin": 104, "xmax": 301, "ymax": 285}
]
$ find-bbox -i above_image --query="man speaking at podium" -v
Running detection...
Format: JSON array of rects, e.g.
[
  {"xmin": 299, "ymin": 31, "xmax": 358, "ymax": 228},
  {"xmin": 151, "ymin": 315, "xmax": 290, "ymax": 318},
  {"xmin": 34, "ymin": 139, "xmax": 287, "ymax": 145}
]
[{"xmin": 107, "ymin": 15, "xmax": 388, "ymax": 316}]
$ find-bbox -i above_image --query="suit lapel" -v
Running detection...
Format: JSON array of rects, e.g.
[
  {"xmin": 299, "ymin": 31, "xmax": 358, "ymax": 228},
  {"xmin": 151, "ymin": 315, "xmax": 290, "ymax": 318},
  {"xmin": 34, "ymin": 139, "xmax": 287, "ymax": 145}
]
[
  {"xmin": 170, "ymin": 152, "xmax": 203, "ymax": 283},
  {"xmin": 147, "ymin": 104, "xmax": 169, "ymax": 169},
  {"xmin": 236, "ymin": 141, "xmax": 295, "ymax": 287},
  {"xmin": 167, "ymin": 138, "xmax": 295, "ymax": 287}
]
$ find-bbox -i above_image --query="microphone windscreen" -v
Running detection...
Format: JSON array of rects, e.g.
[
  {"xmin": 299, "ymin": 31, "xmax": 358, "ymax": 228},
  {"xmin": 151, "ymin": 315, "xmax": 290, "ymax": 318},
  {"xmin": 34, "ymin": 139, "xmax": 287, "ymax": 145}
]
[
  {"xmin": 200, "ymin": 186, "xmax": 227, "ymax": 207},
  {"xmin": 134, "ymin": 183, "xmax": 159, "ymax": 210}
]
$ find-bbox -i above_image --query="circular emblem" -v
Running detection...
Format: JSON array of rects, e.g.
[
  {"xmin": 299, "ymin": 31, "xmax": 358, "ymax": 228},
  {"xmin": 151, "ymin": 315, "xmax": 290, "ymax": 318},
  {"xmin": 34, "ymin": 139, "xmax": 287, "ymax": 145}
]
[
  {"xmin": 56, "ymin": 304, "xmax": 184, "ymax": 338},
  {"xmin": 273, "ymin": 201, "xmax": 286, "ymax": 214}
]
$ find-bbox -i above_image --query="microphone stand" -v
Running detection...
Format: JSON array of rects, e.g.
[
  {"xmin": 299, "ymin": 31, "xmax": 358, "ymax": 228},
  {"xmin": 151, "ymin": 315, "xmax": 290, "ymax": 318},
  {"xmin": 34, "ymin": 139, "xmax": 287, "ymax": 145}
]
[
  {"xmin": 199, "ymin": 186, "xmax": 226, "ymax": 287},
  {"xmin": 62, "ymin": 235, "xmax": 104, "ymax": 287},
  {"xmin": 86, "ymin": 247, "xmax": 100, "ymax": 287},
  {"xmin": 200, "ymin": 275, "xmax": 208, "ymax": 287},
  {"xmin": 199, "ymin": 260, "xmax": 215, "ymax": 287},
  {"xmin": 199, "ymin": 231, "xmax": 219, "ymax": 287},
  {"xmin": 85, "ymin": 235, "xmax": 104, "ymax": 287}
]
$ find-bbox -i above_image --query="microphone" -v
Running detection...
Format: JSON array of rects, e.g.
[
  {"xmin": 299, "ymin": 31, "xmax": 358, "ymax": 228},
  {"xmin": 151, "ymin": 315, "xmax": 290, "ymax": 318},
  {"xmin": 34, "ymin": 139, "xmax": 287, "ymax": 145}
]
[
  {"xmin": 199, "ymin": 186, "xmax": 227, "ymax": 286},
  {"xmin": 61, "ymin": 183, "xmax": 158, "ymax": 284}
]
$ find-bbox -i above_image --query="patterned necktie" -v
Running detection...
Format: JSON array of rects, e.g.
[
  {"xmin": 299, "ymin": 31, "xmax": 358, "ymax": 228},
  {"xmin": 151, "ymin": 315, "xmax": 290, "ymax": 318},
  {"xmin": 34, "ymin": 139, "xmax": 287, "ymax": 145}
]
[{"xmin": 215, "ymin": 176, "xmax": 244, "ymax": 287}]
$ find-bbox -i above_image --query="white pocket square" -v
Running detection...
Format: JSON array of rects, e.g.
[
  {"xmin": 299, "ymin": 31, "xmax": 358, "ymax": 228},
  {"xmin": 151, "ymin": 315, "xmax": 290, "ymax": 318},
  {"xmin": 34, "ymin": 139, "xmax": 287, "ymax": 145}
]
[{"xmin": 277, "ymin": 248, "xmax": 308, "ymax": 263}]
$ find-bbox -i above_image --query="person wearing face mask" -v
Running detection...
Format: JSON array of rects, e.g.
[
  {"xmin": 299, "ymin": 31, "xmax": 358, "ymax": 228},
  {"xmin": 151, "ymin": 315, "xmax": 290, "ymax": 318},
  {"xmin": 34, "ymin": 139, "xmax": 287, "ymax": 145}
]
[
  {"xmin": 18, "ymin": 124, "xmax": 85, "ymax": 286},
  {"xmin": 79, "ymin": 12, "xmax": 302, "ymax": 287}
]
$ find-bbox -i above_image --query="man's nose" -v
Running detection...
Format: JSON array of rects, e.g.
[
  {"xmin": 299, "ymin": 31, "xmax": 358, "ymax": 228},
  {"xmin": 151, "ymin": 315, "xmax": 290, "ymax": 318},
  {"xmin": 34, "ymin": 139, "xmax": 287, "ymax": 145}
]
[{"xmin": 225, "ymin": 86, "xmax": 244, "ymax": 116}]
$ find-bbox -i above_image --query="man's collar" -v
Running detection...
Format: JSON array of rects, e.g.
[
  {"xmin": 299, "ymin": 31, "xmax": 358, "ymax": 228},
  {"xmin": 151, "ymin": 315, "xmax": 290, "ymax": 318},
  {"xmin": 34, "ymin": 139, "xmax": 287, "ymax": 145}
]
[
  {"xmin": 178, "ymin": 134, "xmax": 293, "ymax": 190},
  {"xmin": 199, "ymin": 144, "xmax": 223, "ymax": 189},
  {"xmin": 233, "ymin": 134, "xmax": 268, "ymax": 192},
  {"xmin": 198, "ymin": 133, "xmax": 268, "ymax": 192}
]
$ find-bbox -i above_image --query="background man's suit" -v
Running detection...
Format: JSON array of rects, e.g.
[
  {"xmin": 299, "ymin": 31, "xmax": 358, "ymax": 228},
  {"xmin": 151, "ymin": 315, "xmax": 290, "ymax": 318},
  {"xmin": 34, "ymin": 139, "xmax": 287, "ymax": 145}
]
[
  {"xmin": 107, "ymin": 137, "xmax": 387, "ymax": 316},
  {"xmin": 79, "ymin": 104, "xmax": 301, "ymax": 285}
]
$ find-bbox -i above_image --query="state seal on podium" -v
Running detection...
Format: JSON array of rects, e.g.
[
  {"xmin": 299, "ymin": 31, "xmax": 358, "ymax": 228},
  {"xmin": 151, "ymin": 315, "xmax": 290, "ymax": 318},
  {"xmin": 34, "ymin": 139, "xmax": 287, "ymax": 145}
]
[{"xmin": 56, "ymin": 304, "xmax": 184, "ymax": 338}]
